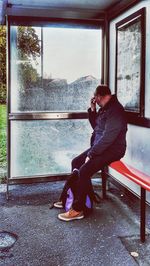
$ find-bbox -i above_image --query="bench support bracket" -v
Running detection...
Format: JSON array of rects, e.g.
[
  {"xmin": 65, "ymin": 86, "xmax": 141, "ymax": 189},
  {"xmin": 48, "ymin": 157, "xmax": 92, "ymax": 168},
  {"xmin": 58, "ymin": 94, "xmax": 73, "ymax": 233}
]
[{"xmin": 101, "ymin": 168, "xmax": 107, "ymax": 199}]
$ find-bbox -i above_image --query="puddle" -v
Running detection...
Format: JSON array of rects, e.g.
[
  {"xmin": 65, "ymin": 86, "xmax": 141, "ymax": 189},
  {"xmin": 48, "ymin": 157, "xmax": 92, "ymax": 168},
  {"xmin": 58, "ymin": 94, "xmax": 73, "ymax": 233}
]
[
  {"xmin": 0, "ymin": 231, "xmax": 17, "ymax": 251},
  {"xmin": 0, "ymin": 185, "xmax": 6, "ymax": 193}
]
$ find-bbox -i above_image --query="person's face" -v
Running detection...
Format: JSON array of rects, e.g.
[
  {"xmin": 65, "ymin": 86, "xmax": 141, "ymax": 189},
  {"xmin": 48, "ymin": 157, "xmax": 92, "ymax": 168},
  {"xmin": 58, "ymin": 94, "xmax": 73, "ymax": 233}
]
[{"xmin": 94, "ymin": 94, "xmax": 104, "ymax": 107}]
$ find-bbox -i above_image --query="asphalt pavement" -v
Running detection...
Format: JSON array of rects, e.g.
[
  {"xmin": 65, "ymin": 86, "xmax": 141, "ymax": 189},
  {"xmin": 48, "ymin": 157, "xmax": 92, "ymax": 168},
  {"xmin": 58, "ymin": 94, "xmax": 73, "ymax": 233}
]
[{"xmin": 0, "ymin": 180, "xmax": 150, "ymax": 266}]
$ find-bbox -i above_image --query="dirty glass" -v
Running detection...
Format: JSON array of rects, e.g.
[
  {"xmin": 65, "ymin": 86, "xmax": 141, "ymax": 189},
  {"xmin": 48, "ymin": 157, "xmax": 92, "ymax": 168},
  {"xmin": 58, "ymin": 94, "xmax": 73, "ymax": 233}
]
[
  {"xmin": 9, "ymin": 23, "xmax": 101, "ymax": 177},
  {"xmin": 10, "ymin": 25, "xmax": 101, "ymax": 112},
  {"xmin": 11, "ymin": 120, "xmax": 92, "ymax": 177},
  {"xmin": 10, "ymin": 26, "xmax": 42, "ymax": 112}
]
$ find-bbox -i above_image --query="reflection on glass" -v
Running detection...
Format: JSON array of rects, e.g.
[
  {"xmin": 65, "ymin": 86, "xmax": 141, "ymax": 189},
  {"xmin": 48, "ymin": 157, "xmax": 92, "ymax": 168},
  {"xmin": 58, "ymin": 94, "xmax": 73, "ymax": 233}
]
[
  {"xmin": 10, "ymin": 25, "xmax": 101, "ymax": 112},
  {"xmin": 117, "ymin": 19, "xmax": 141, "ymax": 112},
  {"xmin": 10, "ymin": 26, "xmax": 41, "ymax": 112},
  {"xmin": 11, "ymin": 120, "xmax": 92, "ymax": 177}
]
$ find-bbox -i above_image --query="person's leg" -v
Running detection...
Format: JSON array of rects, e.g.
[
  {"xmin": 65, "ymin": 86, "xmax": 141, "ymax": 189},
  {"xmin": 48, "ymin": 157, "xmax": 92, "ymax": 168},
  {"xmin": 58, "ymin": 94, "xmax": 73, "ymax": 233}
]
[
  {"xmin": 55, "ymin": 149, "xmax": 90, "ymax": 207},
  {"xmin": 72, "ymin": 150, "xmax": 123, "ymax": 211},
  {"xmin": 71, "ymin": 149, "xmax": 90, "ymax": 171},
  {"xmin": 58, "ymin": 156, "xmax": 105, "ymax": 220},
  {"xmin": 58, "ymin": 149, "xmax": 123, "ymax": 220},
  {"xmin": 71, "ymin": 148, "xmax": 94, "ymax": 203}
]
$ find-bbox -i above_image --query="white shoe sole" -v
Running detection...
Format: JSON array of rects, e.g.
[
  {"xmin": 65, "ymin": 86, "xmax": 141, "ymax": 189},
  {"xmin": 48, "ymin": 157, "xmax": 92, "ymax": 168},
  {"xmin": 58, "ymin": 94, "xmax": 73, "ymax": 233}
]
[
  {"xmin": 53, "ymin": 202, "xmax": 63, "ymax": 209},
  {"xmin": 54, "ymin": 204, "xmax": 63, "ymax": 209},
  {"xmin": 58, "ymin": 214, "xmax": 84, "ymax": 221}
]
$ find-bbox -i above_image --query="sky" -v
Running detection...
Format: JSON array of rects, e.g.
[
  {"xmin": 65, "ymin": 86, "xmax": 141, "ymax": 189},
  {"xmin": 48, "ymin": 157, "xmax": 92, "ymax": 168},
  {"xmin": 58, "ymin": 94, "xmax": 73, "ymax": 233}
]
[{"xmin": 36, "ymin": 27, "xmax": 102, "ymax": 83}]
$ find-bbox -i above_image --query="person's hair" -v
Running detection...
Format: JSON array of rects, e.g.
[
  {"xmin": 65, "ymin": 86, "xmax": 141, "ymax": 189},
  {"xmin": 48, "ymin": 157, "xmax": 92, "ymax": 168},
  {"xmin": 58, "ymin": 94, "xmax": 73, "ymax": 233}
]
[{"xmin": 95, "ymin": 85, "xmax": 111, "ymax": 96}]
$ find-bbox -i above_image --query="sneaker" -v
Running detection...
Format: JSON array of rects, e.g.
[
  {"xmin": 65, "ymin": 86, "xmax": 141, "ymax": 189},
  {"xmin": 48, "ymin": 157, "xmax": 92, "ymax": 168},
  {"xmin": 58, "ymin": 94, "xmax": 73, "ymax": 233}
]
[
  {"xmin": 58, "ymin": 208, "xmax": 84, "ymax": 221},
  {"xmin": 54, "ymin": 201, "xmax": 63, "ymax": 209}
]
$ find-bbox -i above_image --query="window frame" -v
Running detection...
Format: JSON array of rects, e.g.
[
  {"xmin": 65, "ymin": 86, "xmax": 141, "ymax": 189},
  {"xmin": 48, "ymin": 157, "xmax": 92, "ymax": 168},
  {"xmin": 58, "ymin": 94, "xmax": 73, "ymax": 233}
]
[{"xmin": 115, "ymin": 8, "xmax": 146, "ymax": 117}]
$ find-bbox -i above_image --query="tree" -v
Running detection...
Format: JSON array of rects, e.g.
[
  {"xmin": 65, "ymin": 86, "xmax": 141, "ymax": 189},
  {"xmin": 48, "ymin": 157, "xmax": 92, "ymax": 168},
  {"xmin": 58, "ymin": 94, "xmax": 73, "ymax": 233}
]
[
  {"xmin": 18, "ymin": 62, "xmax": 40, "ymax": 92},
  {"xmin": 0, "ymin": 26, "xmax": 6, "ymax": 103},
  {"xmin": 0, "ymin": 26, "xmax": 6, "ymax": 85},
  {"xmin": 0, "ymin": 26, "xmax": 41, "ymax": 102},
  {"xmin": 18, "ymin": 26, "xmax": 41, "ymax": 60},
  {"xmin": 17, "ymin": 27, "xmax": 41, "ymax": 92}
]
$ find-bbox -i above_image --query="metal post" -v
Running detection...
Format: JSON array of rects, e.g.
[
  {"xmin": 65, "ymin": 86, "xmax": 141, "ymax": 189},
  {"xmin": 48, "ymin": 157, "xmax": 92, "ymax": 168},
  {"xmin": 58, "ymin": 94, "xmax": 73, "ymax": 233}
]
[
  {"xmin": 101, "ymin": 168, "xmax": 107, "ymax": 199},
  {"xmin": 6, "ymin": 16, "xmax": 11, "ymax": 201},
  {"xmin": 140, "ymin": 187, "xmax": 146, "ymax": 242},
  {"xmin": 41, "ymin": 27, "xmax": 43, "ymax": 88},
  {"xmin": 6, "ymin": 177, "xmax": 9, "ymax": 200}
]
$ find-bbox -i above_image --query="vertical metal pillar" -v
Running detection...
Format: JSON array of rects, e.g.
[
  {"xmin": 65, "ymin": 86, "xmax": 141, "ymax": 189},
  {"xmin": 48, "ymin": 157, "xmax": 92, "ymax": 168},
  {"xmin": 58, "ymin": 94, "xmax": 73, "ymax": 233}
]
[
  {"xmin": 41, "ymin": 27, "xmax": 43, "ymax": 88},
  {"xmin": 140, "ymin": 187, "xmax": 146, "ymax": 242},
  {"xmin": 6, "ymin": 16, "xmax": 10, "ymax": 200}
]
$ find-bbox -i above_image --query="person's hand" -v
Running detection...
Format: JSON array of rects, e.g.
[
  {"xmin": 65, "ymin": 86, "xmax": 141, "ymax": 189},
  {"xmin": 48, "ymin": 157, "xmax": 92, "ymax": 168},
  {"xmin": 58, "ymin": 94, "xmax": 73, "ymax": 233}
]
[
  {"xmin": 85, "ymin": 156, "xmax": 90, "ymax": 163},
  {"xmin": 90, "ymin": 97, "xmax": 96, "ymax": 111}
]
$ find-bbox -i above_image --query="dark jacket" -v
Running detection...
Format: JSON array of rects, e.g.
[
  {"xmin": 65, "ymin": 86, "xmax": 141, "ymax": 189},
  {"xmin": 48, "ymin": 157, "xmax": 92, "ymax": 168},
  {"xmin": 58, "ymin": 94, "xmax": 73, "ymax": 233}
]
[{"xmin": 87, "ymin": 95, "xmax": 127, "ymax": 159}]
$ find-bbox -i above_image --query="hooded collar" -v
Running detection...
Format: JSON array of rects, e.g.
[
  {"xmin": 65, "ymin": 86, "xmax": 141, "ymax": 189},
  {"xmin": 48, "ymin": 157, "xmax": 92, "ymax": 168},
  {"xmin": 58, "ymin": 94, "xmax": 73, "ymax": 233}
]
[{"xmin": 102, "ymin": 94, "xmax": 118, "ymax": 110}]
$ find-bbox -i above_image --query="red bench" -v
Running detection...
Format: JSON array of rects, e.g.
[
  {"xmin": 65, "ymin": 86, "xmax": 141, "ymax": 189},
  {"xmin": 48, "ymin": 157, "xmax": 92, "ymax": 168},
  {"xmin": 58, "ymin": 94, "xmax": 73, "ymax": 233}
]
[{"xmin": 101, "ymin": 160, "xmax": 150, "ymax": 242}]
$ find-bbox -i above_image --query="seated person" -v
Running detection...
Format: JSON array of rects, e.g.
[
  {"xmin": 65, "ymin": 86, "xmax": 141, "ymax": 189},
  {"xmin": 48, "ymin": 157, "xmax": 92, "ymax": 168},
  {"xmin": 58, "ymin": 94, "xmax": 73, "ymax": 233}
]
[{"xmin": 55, "ymin": 85, "xmax": 127, "ymax": 222}]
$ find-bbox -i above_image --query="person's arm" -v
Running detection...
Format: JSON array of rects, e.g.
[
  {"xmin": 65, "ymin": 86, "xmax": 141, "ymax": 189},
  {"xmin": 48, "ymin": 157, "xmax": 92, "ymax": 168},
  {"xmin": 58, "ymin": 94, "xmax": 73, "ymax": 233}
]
[{"xmin": 87, "ymin": 108, "xmax": 126, "ymax": 158}]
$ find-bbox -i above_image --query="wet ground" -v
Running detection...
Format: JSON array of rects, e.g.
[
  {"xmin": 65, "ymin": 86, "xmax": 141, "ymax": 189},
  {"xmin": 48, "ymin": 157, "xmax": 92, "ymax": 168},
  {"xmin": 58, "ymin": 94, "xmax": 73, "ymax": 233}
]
[{"xmin": 0, "ymin": 180, "xmax": 150, "ymax": 266}]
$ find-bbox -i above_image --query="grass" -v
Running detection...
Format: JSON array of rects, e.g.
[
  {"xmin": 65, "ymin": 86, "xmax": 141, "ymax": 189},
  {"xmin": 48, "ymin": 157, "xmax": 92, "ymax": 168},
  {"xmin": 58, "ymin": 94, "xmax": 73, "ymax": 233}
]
[{"xmin": 0, "ymin": 104, "xmax": 7, "ymax": 171}]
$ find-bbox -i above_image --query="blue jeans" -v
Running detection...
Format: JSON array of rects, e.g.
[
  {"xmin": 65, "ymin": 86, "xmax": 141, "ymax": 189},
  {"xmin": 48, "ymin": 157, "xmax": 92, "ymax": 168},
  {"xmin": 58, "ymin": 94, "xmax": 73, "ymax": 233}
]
[{"xmin": 71, "ymin": 148, "xmax": 124, "ymax": 211}]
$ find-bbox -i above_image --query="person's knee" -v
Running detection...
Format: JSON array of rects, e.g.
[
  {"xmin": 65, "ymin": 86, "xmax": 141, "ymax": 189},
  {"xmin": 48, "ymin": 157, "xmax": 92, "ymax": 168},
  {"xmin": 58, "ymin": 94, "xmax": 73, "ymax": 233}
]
[{"xmin": 71, "ymin": 157, "xmax": 78, "ymax": 170}]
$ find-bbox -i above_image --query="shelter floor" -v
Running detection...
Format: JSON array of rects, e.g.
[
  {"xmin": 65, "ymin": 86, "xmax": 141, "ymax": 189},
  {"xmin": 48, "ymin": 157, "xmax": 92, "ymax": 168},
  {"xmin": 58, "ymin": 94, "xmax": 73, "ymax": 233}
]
[{"xmin": 0, "ymin": 180, "xmax": 150, "ymax": 266}]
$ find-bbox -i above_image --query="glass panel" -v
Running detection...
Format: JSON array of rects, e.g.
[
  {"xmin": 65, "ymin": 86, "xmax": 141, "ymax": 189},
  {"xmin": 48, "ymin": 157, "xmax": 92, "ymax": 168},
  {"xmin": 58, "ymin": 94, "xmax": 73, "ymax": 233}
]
[
  {"xmin": 116, "ymin": 18, "xmax": 142, "ymax": 112},
  {"xmin": 10, "ymin": 25, "xmax": 101, "ymax": 112},
  {"xmin": 11, "ymin": 120, "xmax": 92, "ymax": 177},
  {"xmin": 10, "ymin": 26, "xmax": 42, "ymax": 112}
]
